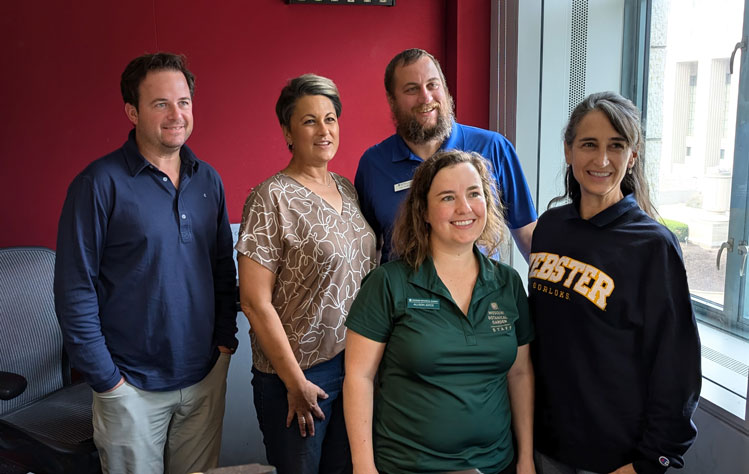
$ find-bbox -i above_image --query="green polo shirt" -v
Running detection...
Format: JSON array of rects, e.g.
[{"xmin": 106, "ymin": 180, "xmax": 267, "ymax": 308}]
[{"xmin": 346, "ymin": 248, "xmax": 533, "ymax": 474}]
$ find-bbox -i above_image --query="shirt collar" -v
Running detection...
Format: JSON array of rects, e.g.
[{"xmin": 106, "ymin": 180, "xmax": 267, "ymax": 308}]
[
  {"xmin": 122, "ymin": 129, "xmax": 199, "ymax": 177},
  {"xmin": 408, "ymin": 245, "xmax": 501, "ymax": 295},
  {"xmin": 440, "ymin": 119, "xmax": 461, "ymax": 150},
  {"xmin": 563, "ymin": 193, "xmax": 639, "ymax": 227},
  {"xmin": 392, "ymin": 119, "xmax": 459, "ymax": 163}
]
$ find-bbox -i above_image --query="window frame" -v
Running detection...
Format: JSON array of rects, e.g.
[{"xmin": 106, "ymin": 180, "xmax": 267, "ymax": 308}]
[
  {"xmin": 622, "ymin": 0, "xmax": 749, "ymax": 431},
  {"xmin": 492, "ymin": 0, "xmax": 749, "ymax": 432}
]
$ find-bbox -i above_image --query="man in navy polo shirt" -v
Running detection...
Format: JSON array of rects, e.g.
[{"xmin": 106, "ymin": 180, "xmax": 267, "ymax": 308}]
[
  {"xmin": 54, "ymin": 53, "xmax": 237, "ymax": 474},
  {"xmin": 355, "ymin": 48, "xmax": 537, "ymax": 263}
]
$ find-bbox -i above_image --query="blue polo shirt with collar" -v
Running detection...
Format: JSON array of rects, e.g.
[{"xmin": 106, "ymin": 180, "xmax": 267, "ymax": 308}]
[
  {"xmin": 54, "ymin": 130, "xmax": 238, "ymax": 393},
  {"xmin": 355, "ymin": 121, "xmax": 537, "ymax": 262}
]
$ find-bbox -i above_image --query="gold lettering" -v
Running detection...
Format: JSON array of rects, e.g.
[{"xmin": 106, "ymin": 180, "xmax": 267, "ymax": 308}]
[
  {"xmin": 531, "ymin": 253, "xmax": 614, "ymax": 309},
  {"xmin": 549, "ymin": 255, "xmax": 566, "ymax": 282},
  {"xmin": 537, "ymin": 253, "xmax": 559, "ymax": 280},
  {"xmin": 562, "ymin": 259, "xmax": 586, "ymax": 288},
  {"xmin": 573, "ymin": 265, "xmax": 597, "ymax": 296},
  {"xmin": 528, "ymin": 253, "xmax": 544, "ymax": 278},
  {"xmin": 587, "ymin": 270, "xmax": 614, "ymax": 310}
]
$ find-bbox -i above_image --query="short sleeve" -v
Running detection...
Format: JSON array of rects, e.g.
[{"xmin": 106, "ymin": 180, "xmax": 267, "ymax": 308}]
[
  {"xmin": 234, "ymin": 181, "xmax": 283, "ymax": 274},
  {"xmin": 345, "ymin": 265, "xmax": 397, "ymax": 343}
]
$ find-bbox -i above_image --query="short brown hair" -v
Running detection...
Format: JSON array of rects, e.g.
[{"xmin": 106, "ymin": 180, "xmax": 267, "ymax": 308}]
[
  {"xmin": 275, "ymin": 73, "xmax": 342, "ymax": 129},
  {"xmin": 391, "ymin": 150, "xmax": 506, "ymax": 269},
  {"xmin": 120, "ymin": 52, "xmax": 195, "ymax": 109},
  {"xmin": 384, "ymin": 48, "xmax": 448, "ymax": 98}
]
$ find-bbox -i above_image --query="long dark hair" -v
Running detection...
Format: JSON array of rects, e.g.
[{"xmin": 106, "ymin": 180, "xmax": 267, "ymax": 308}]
[{"xmin": 551, "ymin": 91, "xmax": 656, "ymax": 218}]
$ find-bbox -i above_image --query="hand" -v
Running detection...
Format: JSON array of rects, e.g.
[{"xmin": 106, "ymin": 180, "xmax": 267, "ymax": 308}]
[
  {"xmin": 286, "ymin": 379, "xmax": 329, "ymax": 437},
  {"xmin": 218, "ymin": 345, "xmax": 233, "ymax": 354},
  {"xmin": 104, "ymin": 376, "xmax": 125, "ymax": 393},
  {"xmin": 610, "ymin": 463, "xmax": 637, "ymax": 474}
]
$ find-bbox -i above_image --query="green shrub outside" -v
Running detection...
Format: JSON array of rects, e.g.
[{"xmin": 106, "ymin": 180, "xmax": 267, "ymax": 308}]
[{"xmin": 660, "ymin": 218, "xmax": 689, "ymax": 242}]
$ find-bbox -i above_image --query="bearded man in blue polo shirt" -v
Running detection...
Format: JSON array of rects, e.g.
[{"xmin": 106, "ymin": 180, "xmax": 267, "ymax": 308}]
[
  {"xmin": 355, "ymin": 48, "xmax": 537, "ymax": 263},
  {"xmin": 54, "ymin": 52, "xmax": 237, "ymax": 474}
]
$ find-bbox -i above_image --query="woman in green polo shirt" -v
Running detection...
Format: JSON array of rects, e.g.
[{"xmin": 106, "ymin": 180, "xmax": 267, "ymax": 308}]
[{"xmin": 343, "ymin": 150, "xmax": 535, "ymax": 474}]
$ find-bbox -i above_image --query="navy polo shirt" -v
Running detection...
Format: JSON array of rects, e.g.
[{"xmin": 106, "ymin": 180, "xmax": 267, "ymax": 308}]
[
  {"xmin": 54, "ymin": 130, "xmax": 237, "ymax": 392},
  {"xmin": 355, "ymin": 121, "xmax": 538, "ymax": 262}
]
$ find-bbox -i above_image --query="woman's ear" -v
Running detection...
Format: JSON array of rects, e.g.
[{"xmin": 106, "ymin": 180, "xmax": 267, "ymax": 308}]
[
  {"xmin": 564, "ymin": 144, "xmax": 572, "ymax": 165},
  {"xmin": 629, "ymin": 150, "xmax": 638, "ymax": 169}
]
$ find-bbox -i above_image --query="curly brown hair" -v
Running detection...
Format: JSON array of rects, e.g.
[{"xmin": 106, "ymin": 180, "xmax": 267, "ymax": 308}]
[{"xmin": 391, "ymin": 150, "xmax": 507, "ymax": 269}]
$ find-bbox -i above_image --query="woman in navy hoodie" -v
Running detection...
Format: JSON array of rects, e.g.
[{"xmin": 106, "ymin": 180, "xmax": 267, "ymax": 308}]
[{"xmin": 529, "ymin": 91, "xmax": 701, "ymax": 474}]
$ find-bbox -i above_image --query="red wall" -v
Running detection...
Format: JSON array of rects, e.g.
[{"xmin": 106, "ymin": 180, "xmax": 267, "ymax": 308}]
[{"xmin": 0, "ymin": 0, "xmax": 490, "ymax": 249}]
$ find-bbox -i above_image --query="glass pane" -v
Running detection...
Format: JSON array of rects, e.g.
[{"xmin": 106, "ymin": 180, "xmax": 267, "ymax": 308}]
[{"xmin": 645, "ymin": 0, "xmax": 744, "ymax": 310}]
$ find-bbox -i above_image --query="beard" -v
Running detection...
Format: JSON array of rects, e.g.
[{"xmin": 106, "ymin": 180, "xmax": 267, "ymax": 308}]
[{"xmin": 393, "ymin": 95, "xmax": 454, "ymax": 145}]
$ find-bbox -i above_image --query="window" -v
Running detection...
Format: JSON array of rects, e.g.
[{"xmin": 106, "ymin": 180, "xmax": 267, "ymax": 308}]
[
  {"xmin": 635, "ymin": 0, "xmax": 749, "ymax": 423},
  {"xmin": 722, "ymin": 69, "xmax": 733, "ymax": 139},
  {"xmin": 687, "ymin": 68, "xmax": 699, "ymax": 136},
  {"xmin": 508, "ymin": 0, "xmax": 749, "ymax": 427}
]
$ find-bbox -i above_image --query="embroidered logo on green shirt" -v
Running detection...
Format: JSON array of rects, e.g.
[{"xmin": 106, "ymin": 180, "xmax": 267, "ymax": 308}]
[
  {"xmin": 488, "ymin": 302, "xmax": 512, "ymax": 333},
  {"xmin": 407, "ymin": 298, "xmax": 440, "ymax": 309}
]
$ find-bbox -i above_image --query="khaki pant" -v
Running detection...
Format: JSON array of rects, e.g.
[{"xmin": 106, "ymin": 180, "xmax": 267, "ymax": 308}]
[{"xmin": 92, "ymin": 353, "xmax": 231, "ymax": 474}]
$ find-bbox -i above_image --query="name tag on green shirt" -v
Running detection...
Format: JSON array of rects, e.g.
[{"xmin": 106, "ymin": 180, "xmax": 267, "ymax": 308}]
[{"xmin": 407, "ymin": 298, "xmax": 440, "ymax": 309}]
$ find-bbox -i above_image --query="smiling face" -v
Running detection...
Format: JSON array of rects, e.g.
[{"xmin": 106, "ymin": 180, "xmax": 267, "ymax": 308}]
[
  {"xmin": 425, "ymin": 162, "xmax": 487, "ymax": 254},
  {"xmin": 389, "ymin": 56, "xmax": 453, "ymax": 145},
  {"xmin": 283, "ymin": 94, "xmax": 339, "ymax": 165},
  {"xmin": 565, "ymin": 109, "xmax": 637, "ymax": 219},
  {"xmin": 125, "ymin": 69, "xmax": 193, "ymax": 160}
]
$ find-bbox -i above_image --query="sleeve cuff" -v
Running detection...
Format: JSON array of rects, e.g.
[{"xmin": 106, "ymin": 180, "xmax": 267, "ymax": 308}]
[
  {"xmin": 216, "ymin": 334, "xmax": 239, "ymax": 351},
  {"xmin": 90, "ymin": 370, "xmax": 123, "ymax": 393}
]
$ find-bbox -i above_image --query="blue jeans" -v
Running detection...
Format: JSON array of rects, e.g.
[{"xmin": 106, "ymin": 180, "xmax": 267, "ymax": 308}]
[{"xmin": 251, "ymin": 351, "xmax": 351, "ymax": 474}]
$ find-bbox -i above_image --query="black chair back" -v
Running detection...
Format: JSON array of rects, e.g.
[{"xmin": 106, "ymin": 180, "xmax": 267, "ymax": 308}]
[{"xmin": 0, "ymin": 247, "xmax": 65, "ymax": 415}]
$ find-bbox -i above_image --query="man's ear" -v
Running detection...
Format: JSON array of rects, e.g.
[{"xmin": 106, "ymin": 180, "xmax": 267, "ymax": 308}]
[{"xmin": 125, "ymin": 103, "xmax": 138, "ymax": 126}]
